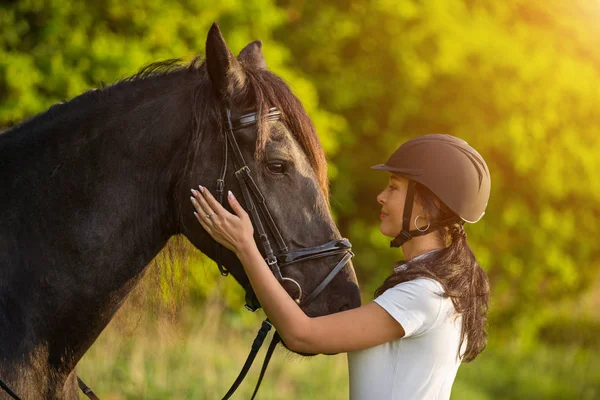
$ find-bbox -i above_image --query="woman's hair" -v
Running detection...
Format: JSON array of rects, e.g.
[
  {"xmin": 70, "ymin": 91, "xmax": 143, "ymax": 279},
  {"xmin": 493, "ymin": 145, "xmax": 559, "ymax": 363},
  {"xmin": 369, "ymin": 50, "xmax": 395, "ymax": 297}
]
[{"xmin": 374, "ymin": 182, "xmax": 490, "ymax": 362}]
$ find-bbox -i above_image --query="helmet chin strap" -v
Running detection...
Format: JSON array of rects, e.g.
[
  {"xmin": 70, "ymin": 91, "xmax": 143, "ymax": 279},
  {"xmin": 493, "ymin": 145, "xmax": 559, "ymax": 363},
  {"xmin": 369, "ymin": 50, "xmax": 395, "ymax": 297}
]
[
  {"xmin": 390, "ymin": 180, "xmax": 417, "ymax": 248},
  {"xmin": 390, "ymin": 180, "xmax": 461, "ymax": 248}
]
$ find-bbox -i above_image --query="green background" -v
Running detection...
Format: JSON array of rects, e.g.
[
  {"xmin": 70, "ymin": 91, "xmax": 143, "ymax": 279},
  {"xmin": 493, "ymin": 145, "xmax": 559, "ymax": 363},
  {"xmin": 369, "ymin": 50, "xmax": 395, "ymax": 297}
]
[{"xmin": 2, "ymin": 0, "xmax": 599, "ymax": 398}]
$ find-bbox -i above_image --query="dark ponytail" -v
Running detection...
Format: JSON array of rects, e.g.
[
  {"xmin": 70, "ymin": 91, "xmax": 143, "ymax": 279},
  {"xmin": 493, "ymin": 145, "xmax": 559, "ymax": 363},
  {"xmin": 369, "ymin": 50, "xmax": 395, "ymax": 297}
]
[{"xmin": 375, "ymin": 184, "xmax": 490, "ymax": 362}]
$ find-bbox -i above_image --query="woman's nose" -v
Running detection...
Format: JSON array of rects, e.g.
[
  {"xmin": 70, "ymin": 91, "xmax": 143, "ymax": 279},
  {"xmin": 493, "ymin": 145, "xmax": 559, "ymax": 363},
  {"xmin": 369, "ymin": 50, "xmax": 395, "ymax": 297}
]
[{"xmin": 377, "ymin": 191, "xmax": 385, "ymax": 205}]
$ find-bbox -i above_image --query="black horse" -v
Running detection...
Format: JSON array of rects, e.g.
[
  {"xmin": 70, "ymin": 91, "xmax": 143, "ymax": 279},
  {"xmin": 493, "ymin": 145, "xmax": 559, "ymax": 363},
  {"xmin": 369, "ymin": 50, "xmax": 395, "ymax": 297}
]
[{"xmin": 0, "ymin": 23, "xmax": 360, "ymax": 399}]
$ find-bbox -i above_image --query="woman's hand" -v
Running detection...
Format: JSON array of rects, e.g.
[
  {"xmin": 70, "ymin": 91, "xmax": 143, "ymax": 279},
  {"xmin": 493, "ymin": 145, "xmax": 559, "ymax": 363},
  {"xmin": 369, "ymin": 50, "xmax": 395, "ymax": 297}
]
[{"xmin": 190, "ymin": 186, "xmax": 256, "ymax": 257}]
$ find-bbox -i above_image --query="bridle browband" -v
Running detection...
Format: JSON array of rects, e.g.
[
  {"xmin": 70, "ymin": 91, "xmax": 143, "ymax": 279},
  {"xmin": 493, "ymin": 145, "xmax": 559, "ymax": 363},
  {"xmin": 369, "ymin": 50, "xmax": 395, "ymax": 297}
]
[{"xmin": 0, "ymin": 107, "xmax": 354, "ymax": 400}]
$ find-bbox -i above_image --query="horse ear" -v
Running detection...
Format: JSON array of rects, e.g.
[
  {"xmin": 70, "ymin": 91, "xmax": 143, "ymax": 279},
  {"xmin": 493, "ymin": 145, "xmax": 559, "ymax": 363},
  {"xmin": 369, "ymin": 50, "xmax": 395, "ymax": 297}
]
[
  {"xmin": 206, "ymin": 22, "xmax": 246, "ymax": 98},
  {"xmin": 238, "ymin": 40, "xmax": 267, "ymax": 70}
]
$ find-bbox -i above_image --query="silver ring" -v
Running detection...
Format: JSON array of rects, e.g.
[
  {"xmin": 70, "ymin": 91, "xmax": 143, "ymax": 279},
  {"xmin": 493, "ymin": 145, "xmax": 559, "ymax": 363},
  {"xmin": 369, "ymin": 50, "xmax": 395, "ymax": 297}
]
[
  {"xmin": 206, "ymin": 211, "xmax": 216, "ymax": 219},
  {"xmin": 282, "ymin": 277, "xmax": 303, "ymax": 304},
  {"xmin": 414, "ymin": 215, "xmax": 430, "ymax": 232}
]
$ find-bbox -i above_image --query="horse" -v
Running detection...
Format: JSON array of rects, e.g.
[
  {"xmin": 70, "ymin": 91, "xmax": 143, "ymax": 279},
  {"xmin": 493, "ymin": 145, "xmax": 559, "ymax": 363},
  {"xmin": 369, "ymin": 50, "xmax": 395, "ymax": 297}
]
[{"xmin": 0, "ymin": 23, "xmax": 361, "ymax": 399}]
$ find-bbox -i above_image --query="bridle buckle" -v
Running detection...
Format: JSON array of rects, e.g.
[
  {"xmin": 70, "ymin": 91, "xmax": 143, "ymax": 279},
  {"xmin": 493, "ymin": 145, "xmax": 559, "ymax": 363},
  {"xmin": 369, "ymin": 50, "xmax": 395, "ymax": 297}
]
[
  {"xmin": 266, "ymin": 256, "xmax": 278, "ymax": 266},
  {"xmin": 216, "ymin": 178, "xmax": 224, "ymax": 194}
]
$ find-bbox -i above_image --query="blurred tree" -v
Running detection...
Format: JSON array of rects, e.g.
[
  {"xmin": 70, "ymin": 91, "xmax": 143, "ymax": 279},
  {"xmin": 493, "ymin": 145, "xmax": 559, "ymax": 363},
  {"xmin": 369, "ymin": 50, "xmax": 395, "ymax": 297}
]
[
  {"xmin": 0, "ymin": 0, "xmax": 341, "ymax": 150},
  {"xmin": 274, "ymin": 0, "xmax": 600, "ymax": 337}
]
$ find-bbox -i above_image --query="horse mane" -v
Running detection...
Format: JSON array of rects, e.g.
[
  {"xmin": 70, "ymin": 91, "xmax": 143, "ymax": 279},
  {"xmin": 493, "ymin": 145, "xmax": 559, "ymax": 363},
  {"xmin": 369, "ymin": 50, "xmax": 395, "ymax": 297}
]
[{"xmin": 233, "ymin": 60, "xmax": 330, "ymax": 199}]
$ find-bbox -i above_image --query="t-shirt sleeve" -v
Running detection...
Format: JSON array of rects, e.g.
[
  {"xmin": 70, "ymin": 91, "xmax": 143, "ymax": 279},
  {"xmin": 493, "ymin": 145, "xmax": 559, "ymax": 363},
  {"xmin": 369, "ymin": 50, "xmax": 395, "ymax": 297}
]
[{"xmin": 373, "ymin": 278, "xmax": 443, "ymax": 338}]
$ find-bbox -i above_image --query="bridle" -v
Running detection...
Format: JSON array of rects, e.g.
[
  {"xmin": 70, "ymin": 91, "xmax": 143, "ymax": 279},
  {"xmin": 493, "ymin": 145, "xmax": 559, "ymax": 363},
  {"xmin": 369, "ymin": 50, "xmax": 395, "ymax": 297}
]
[
  {"xmin": 214, "ymin": 106, "xmax": 353, "ymax": 309},
  {"xmin": 0, "ymin": 106, "xmax": 355, "ymax": 400},
  {"xmin": 215, "ymin": 106, "xmax": 354, "ymax": 399}
]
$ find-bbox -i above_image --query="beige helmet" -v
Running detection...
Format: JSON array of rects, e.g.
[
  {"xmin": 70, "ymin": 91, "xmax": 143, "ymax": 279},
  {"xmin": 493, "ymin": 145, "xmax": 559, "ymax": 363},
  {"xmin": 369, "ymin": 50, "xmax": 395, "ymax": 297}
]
[{"xmin": 372, "ymin": 134, "xmax": 491, "ymax": 247}]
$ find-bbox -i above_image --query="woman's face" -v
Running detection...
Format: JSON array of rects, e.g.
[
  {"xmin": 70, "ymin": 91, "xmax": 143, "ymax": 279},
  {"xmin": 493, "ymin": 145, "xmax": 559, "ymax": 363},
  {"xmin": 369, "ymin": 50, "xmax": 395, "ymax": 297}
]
[{"xmin": 376, "ymin": 175, "xmax": 423, "ymax": 238}]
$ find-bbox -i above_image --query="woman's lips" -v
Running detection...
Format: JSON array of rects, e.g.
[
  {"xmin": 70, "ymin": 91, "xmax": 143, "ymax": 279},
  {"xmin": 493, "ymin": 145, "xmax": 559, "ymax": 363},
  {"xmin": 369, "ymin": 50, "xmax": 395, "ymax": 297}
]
[{"xmin": 380, "ymin": 212, "xmax": 387, "ymax": 219}]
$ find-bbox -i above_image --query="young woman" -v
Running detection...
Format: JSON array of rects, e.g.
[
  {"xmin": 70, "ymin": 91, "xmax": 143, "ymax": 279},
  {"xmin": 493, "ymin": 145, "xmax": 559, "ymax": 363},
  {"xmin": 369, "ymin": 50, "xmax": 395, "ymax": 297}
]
[{"xmin": 190, "ymin": 133, "xmax": 491, "ymax": 399}]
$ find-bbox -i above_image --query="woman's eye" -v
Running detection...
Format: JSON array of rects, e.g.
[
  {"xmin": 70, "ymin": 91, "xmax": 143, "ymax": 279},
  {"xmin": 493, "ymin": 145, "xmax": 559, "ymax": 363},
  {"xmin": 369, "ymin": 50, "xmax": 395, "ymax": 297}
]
[{"xmin": 267, "ymin": 162, "xmax": 286, "ymax": 174}]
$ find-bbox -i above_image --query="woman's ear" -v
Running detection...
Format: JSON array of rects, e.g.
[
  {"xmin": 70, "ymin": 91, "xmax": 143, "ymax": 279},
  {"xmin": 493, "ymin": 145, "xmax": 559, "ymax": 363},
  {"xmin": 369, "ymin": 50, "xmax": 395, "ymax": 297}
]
[
  {"xmin": 412, "ymin": 200, "xmax": 428, "ymax": 230},
  {"xmin": 412, "ymin": 184, "xmax": 436, "ymax": 229},
  {"xmin": 205, "ymin": 22, "xmax": 246, "ymax": 99}
]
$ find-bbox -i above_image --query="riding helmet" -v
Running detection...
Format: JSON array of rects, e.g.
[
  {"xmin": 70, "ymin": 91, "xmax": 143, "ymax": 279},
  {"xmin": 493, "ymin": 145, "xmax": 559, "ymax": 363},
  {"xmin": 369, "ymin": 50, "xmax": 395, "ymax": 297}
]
[{"xmin": 372, "ymin": 134, "xmax": 491, "ymax": 246}]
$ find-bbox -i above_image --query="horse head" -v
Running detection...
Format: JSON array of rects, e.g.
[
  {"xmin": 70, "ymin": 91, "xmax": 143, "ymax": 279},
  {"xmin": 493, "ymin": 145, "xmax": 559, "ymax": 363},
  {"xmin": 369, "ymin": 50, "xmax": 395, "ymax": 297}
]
[{"xmin": 179, "ymin": 23, "xmax": 361, "ymax": 318}]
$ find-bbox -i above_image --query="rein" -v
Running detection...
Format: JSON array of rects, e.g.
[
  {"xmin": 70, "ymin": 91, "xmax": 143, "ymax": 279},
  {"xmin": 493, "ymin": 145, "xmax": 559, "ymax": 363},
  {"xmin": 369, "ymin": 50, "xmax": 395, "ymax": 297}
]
[{"xmin": 0, "ymin": 107, "xmax": 354, "ymax": 400}]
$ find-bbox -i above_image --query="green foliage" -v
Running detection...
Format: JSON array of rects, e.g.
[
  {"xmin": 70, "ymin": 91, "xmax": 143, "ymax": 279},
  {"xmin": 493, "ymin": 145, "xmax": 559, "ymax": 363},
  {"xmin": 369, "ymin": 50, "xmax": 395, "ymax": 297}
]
[
  {"xmin": 539, "ymin": 315, "xmax": 600, "ymax": 349},
  {"xmin": 0, "ymin": 0, "xmax": 340, "ymax": 146},
  {"xmin": 78, "ymin": 303, "xmax": 352, "ymax": 399},
  {"xmin": 273, "ymin": 0, "xmax": 600, "ymax": 333},
  {"xmin": 455, "ymin": 339, "xmax": 600, "ymax": 399}
]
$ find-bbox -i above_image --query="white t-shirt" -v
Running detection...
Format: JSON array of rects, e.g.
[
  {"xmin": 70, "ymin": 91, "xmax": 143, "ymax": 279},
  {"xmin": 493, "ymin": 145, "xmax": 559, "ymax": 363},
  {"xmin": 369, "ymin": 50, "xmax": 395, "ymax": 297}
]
[{"xmin": 348, "ymin": 277, "xmax": 463, "ymax": 400}]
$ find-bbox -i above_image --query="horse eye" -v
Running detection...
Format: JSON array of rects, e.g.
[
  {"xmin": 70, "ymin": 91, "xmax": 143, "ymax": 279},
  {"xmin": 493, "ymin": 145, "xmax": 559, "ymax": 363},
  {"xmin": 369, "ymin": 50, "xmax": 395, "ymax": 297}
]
[{"xmin": 267, "ymin": 162, "xmax": 285, "ymax": 174}]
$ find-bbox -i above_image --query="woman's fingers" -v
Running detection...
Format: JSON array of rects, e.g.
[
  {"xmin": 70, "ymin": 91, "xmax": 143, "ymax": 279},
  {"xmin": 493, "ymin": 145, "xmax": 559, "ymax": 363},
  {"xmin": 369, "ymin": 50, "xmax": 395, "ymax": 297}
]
[
  {"xmin": 191, "ymin": 188, "xmax": 214, "ymax": 217},
  {"xmin": 192, "ymin": 206, "xmax": 214, "ymax": 235},
  {"xmin": 189, "ymin": 184, "xmax": 256, "ymax": 254},
  {"xmin": 190, "ymin": 191, "xmax": 202, "ymax": 212},
  {"xmin": 227, "ymin": 190, "xmax": 249, "ymax": 220},
  {"xmin": 198, "ymin": 185, "xmax": 228, "ymax": 216},
  {"xmin": 192, "ymin": 186, "xmax": 246, "ymax": 223}
]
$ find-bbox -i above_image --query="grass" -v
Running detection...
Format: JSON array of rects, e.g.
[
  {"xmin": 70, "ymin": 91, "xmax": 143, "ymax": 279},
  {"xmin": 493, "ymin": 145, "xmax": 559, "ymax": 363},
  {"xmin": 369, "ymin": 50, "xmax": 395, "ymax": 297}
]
[
  {"xmin": 77, "ymin": 299, "xmax": 600, "ymax": 399},
  {"xmin": 454, "ymin": 340, "xmax": 600, "ymax": 400},
  {"xmin": 77, "ymin": 300, "xmax": 350, "ymax": 399}
]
